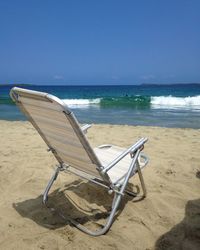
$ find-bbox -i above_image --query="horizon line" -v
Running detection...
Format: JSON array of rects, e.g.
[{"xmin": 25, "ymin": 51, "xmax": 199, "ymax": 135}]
[{"xmin": 1, "ymin": 82, "xmax": 200, "ymax": 87}]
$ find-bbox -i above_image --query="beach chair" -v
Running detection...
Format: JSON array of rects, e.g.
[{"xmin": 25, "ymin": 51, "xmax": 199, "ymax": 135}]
[{"xmin": 10, "ymin": 87, "xmax": 149, "ymax": 236}]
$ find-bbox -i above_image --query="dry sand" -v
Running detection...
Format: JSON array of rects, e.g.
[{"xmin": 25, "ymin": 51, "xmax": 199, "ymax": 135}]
[{"xmin": 0, "ymin": 120, "xmax": 200, "ymax": 250}]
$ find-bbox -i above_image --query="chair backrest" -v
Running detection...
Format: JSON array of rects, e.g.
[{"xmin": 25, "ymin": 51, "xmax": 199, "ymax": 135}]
[{"xmin": 10, "ymin": 87, "xmax": 103, "ymax": 179}]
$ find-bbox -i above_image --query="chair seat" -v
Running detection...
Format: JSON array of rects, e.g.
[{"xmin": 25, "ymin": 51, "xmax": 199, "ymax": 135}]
[{"xmin": 94, "ymin": 145, "xmax": 135, "ymax": 185}]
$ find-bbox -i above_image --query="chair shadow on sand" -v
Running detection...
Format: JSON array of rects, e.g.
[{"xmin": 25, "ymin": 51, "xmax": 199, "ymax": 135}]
[
  {"xmin": 155, "ymin": 198, "xmax": 200, "ymax": 250},
  {"xmin": 13, "ymin": 179, "xmax": 142, "ymax": 231}
]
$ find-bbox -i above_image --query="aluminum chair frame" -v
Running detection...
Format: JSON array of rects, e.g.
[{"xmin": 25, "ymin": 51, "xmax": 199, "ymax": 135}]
[{"xmin": 10, "ymin": 87, "xmax": 149, "ymax": 236}]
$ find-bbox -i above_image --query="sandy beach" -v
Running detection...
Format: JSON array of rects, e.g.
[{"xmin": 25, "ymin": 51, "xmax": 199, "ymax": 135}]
[{"xmin": 0, "ymin": 120, "xmax": 200, "ymax": 250}]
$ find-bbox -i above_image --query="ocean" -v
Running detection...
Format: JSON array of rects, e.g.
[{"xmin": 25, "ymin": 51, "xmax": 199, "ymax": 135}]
[{"xmin": 1, "ymin": 84, "xmax": 200, "ymax": 128}]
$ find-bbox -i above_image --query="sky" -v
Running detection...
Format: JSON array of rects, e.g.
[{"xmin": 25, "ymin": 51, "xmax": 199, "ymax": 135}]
[{"xmin": 0, "ymin": 0, "xmax": 200, "ymax": 85}]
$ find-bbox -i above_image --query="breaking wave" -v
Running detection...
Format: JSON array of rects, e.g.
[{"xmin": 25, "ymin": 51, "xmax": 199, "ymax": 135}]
[
  {"xmin": 62, "ymin": 95, "xmax": 200, "ymax": 110},
  {"xmin": 62, "ymin": 96, "xmax": 151, "ymax": 108},
  {"xmin": 151, "ymin": 95, "xmax": 200, "ymax": 109},
  {"xmin": 1, "ymin": 94, "xmax": 200, "ymax": 110},
  {"xmin": 62, "ymin": 98, "xmax": 101, "ymax": 107}
]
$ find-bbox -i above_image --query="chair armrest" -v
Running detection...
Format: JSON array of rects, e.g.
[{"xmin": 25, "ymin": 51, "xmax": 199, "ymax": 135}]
[
  {"xmin": 138, "ymin": 152, "xmax": 149, "ymax": 169},
  {"xmin": 81, "ymin": 124, "xmax": 92, "ymax": 134},
  {"xmin": 101, "ymin": 137, "xmax": 148, "ymax": 174}
]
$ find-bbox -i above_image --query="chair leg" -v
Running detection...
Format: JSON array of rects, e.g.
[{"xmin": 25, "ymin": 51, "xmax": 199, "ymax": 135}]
[
  {"xmin": 124, "ymin": 164, "xmax": 147, "ymax": 199},
  {"xmin": 43, "ymin": 166, "xmax": 61, "ymax": 205},
  {"xmin": 71, "ymin": 150, "xmax": 144, "ymax": 235},
  {"xmin": 69, "ymin": 193, "xmax": 122, "ymax": 236},
  {"xmin": 72, "ymin": 150, "xmax": 144, "ymax": 235},
  {"xmin": 124, "ymin": 188, "xmax": 138, "ymax": 197},
  {"xmin": 136, "ymin": 160, "xmax": 147, "ymax": 198},
  {"xmin": 42, "ymin": 167, "xmax": 123, "ymax": 236},
  {"xmin": 42, "ymin": 154, "xmax": 145, "ymax": 236}
]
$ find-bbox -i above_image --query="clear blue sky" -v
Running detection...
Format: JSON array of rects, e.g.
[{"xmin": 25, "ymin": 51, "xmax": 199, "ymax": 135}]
[{"xmin": 0, "ymin": 0, "xmax": 200, "ymax": 85}]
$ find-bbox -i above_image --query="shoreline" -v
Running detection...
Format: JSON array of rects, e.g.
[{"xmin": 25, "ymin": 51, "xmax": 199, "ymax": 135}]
[
  {"xmin": 1, "ymin": 119, "xmax": 200, "ymax": 131},
  {"xmin": 0, "ymin": 120, "xmax": 200, "ymax": 249}
]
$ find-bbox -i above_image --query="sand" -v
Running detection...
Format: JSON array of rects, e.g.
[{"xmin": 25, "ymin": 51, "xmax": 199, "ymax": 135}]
[{"xmin": 0, "ymin": 120, "xmax": 200, "ymax": 250}]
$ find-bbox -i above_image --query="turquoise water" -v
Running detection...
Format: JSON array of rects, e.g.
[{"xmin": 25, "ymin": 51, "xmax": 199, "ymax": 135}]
[{"xmin": 1, "ymin": 84, "xmax": 200, "ymax": 128}]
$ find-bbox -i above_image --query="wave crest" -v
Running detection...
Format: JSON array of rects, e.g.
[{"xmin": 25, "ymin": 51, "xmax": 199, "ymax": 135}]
[
  {"xmin": 2, "ymin": 94, "xmax": 200, "ymax": 110},
  {"xmin": 151, "ymin": 95, "xmax": 200, "ymax": 109},
  {"xmin": 62, "ymin": 98, "xmax": 101, "ymax": 107}
]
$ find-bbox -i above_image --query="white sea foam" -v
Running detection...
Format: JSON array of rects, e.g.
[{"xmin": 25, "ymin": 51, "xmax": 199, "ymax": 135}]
[
  {"xmin": 62, "ymin": 98, "xmax": 101, "ymax": 107},
  {"xmin": 151, "ymin": 95, "xmax": 200, "ymax": 109},
  {"xmin": 61, "ymin": 96, "xmax": 200, "ymax": 110}
]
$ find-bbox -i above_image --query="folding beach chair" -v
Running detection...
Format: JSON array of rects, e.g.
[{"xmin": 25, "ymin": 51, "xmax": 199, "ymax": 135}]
[{"xmin": 10, "ymin": 87, "xmax": 149, "ymax": 236}]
